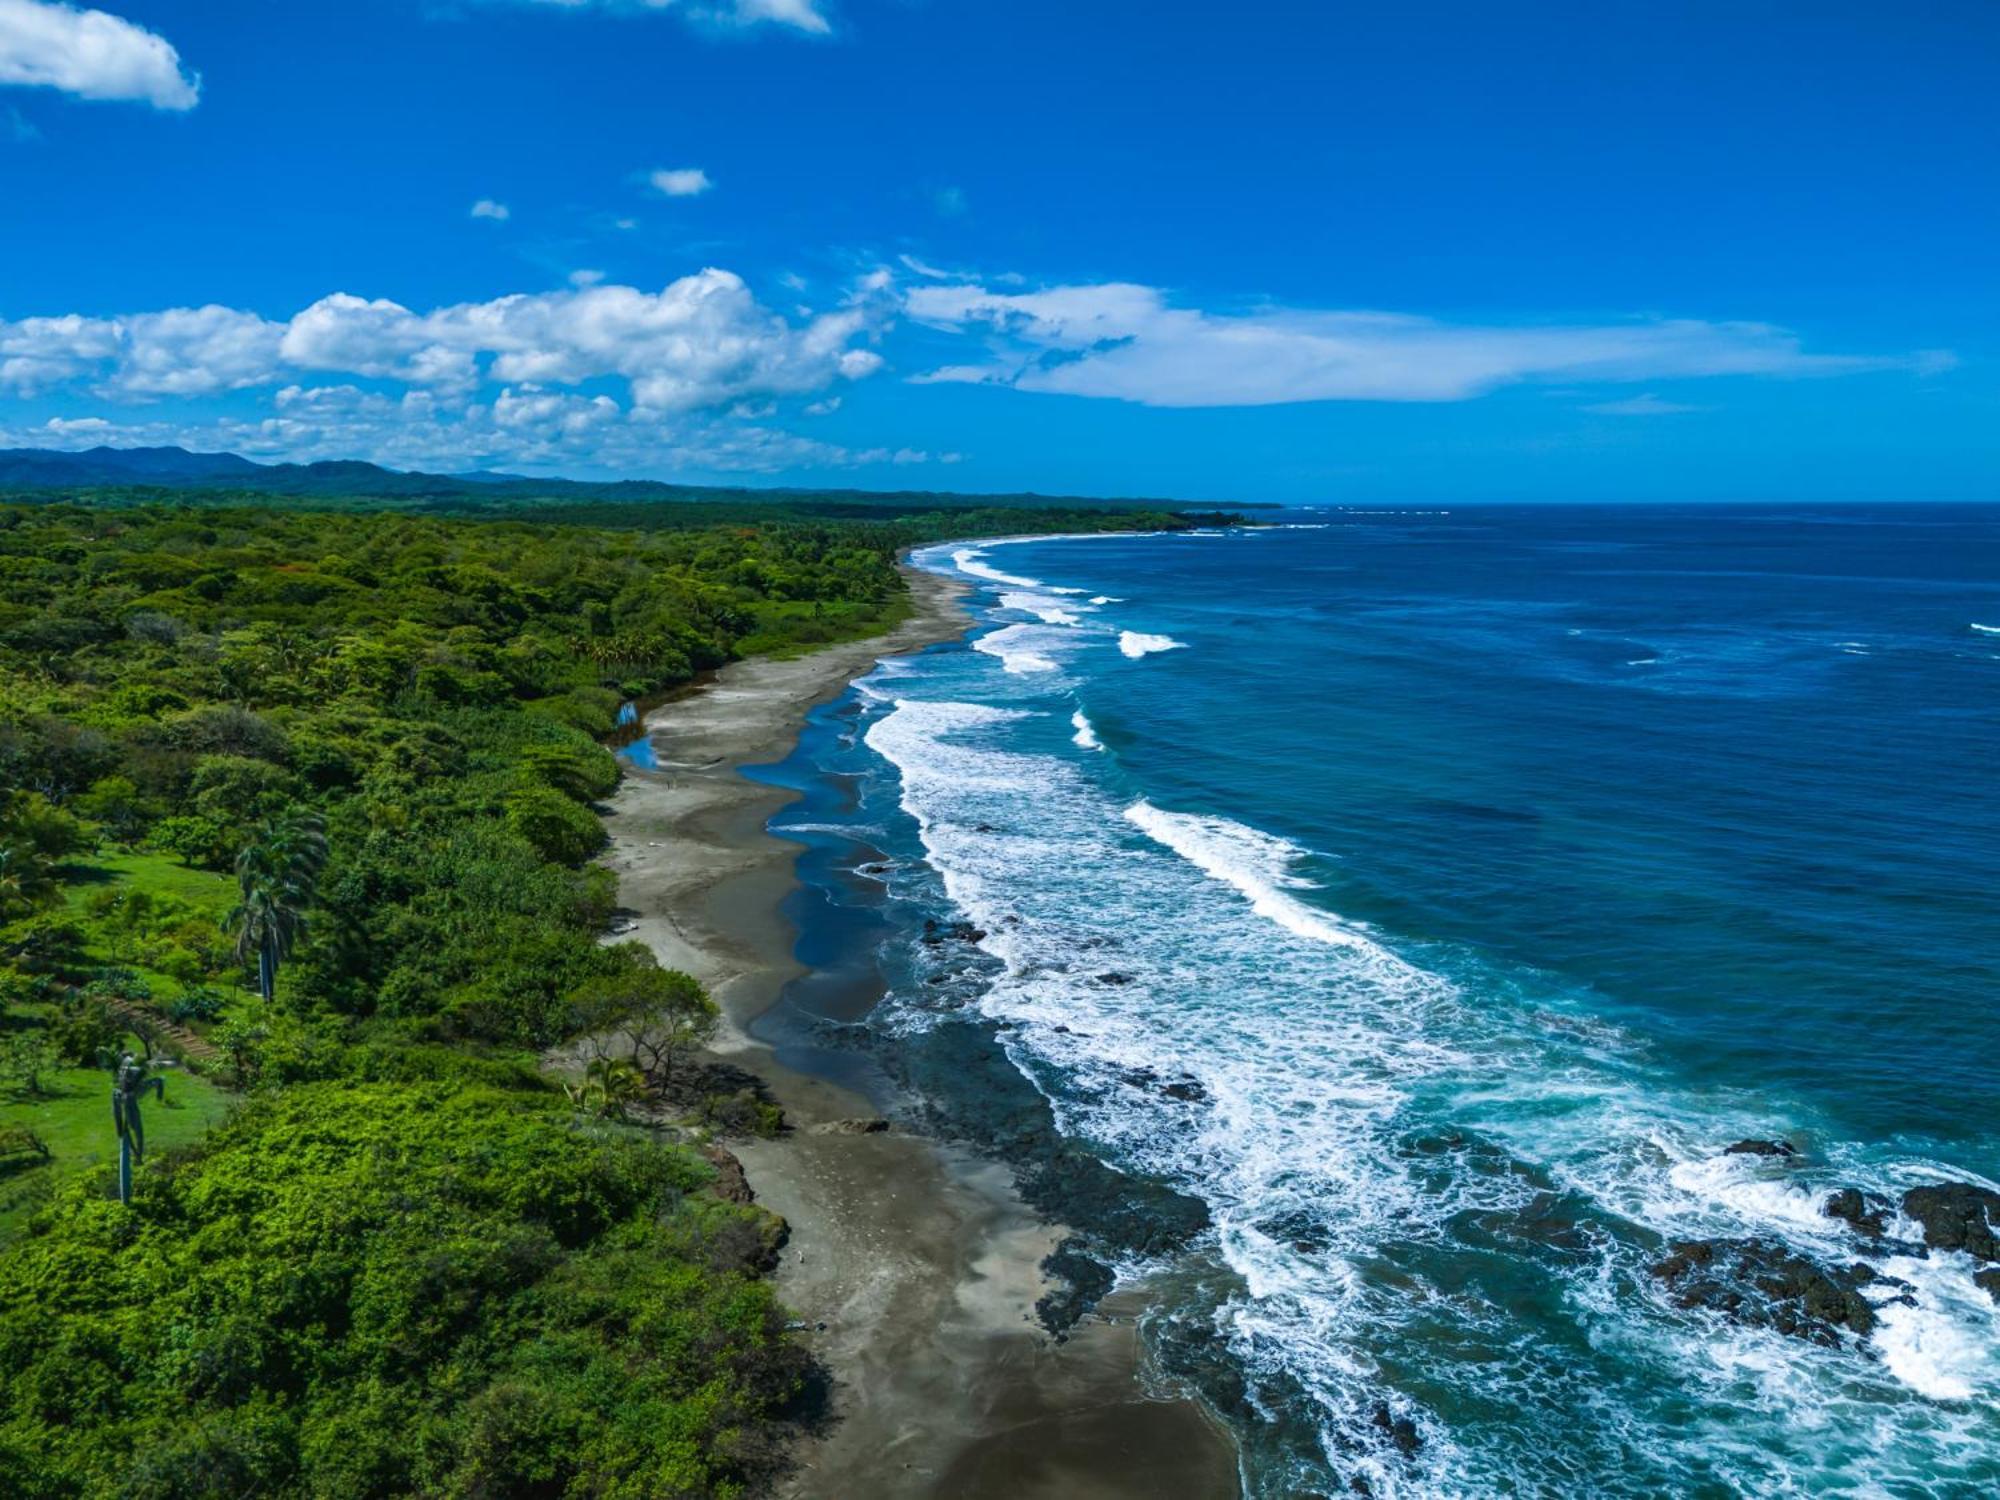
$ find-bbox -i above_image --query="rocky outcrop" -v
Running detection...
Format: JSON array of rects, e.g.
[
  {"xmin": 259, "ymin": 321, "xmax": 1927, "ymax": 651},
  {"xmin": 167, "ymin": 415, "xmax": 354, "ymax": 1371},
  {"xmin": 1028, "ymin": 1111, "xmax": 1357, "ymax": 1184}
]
[
  {"xmin": 1724, "ymin": 1138, "xmax": 1798, "ymax": 1158},
  {"xmin": 1901, "ymin": 1181, "xmax": 2000, "ymax": 1262},
  {"xmin": 1650, "ymin": 1238, "xmax": 1876, "ymax": 1345},
  {"xmin": 700, "ymin": 1142, "xmax": 755, "ymax": 1204},
  {"xmin": 1822, "ymin": 1186, "xmax": 1890, "ymax": 1237}
]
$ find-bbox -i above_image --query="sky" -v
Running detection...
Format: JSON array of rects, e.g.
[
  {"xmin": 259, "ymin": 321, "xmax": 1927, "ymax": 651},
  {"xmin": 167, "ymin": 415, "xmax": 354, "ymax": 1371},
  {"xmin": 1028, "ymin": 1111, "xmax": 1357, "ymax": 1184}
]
[{"xmin": 0, "ymin": 0, "xmax": 1995, "ymax": 503}]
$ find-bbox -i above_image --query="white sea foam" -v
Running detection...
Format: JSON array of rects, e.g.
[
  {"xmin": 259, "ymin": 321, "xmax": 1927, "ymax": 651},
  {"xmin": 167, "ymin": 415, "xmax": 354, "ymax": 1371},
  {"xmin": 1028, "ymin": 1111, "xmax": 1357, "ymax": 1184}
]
[
  {"xmin": 1124, "ymin": 800, "xmax": 1405, "ymax": 968},
  {"xmin": 848, "ymin": 547, "xmax": 2000, "ymax": 1495},
  {"xmin": 971, "ymin": 623, "xmax": 1060, "ymax": 674},
  {"xmin": 1118, "ymin": 630, "xmax": 1186, "ymax": 659},
  {"xmin": 1869, "ymin": 1250, "xmax": 2000, "ymax": 1401},
  {"xmin": 1971, "ymin": 622, "xmax": 2000, "ymax": 636},
  {"xmin": 998, "ymin": 590, "xmax": 1087, "ymax": 626},
  {"xmin": 1090, "ymin": 595, "xmax": 1123, "ymax": 605},
  {"xmin": 951, "ymin": 546, "xmax": 1042, "ymax": 588}
]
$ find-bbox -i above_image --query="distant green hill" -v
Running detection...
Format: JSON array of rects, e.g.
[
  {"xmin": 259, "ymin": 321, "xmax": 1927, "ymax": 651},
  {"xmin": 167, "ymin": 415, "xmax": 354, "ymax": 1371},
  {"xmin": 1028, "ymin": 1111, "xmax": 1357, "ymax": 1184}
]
[{"xmin": 0, "ymin": 443, "xmax": 1253, "ymax": 517}]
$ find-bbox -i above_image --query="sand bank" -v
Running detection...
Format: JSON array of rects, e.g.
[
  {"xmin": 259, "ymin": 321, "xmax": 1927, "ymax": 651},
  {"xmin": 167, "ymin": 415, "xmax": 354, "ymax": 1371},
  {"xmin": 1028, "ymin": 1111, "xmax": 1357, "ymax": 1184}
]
[{"xmin": 599, "ymin": 566, "xmax": 1240, "ymax": 1499}]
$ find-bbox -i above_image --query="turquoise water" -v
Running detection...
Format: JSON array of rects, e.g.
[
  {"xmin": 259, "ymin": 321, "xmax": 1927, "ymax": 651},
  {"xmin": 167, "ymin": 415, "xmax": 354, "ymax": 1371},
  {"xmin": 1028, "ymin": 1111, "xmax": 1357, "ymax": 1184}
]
[{"xmin": 771, "ymin": 506, "xmax": 2000, "ymax": 1497}]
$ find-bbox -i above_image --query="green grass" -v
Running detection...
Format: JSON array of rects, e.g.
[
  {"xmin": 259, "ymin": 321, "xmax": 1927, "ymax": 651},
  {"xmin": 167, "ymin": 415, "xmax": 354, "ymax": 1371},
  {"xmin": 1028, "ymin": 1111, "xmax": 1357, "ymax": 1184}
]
[
  {"xmin": 60, "ymin": 848, "xmax": 234, "ymax": 919},
  {"xmin": 0, "ymin": 1060, "xmax": 235, "ymax": 1238},
  {"xmin": 57, "ymin": 848, "xmax": 252, "ymax": 1019}
]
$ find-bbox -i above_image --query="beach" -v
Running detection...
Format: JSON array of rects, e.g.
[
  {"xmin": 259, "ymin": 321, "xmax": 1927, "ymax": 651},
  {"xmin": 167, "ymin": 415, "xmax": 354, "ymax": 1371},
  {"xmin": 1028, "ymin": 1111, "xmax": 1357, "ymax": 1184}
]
[{"xmin": 599, "ymin": 564, "xmax": 1241, "ymax": 1499}]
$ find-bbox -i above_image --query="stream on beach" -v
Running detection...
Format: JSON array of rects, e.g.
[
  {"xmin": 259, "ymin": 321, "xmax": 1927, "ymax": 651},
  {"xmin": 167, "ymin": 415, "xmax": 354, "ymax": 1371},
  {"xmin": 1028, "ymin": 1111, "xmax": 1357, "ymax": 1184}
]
[{"xmin": 710, "ymin": 506, "xmax": 2000, "ymax": 1498}]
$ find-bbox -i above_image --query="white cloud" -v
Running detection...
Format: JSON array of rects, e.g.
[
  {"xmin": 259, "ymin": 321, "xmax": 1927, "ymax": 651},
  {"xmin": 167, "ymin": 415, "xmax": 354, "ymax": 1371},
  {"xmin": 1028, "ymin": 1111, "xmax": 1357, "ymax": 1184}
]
[
  {"xmin": 1581, "ymin": 393, "xmax": 1705, "ymax": 416},
  {"xmin": 568, "ymin": 268, "xmax": 605, "ymax": 287},
  {"xmin": 470, "ymin": 198, "xmax": 511, "ymax": 220},
  {"xmin": 905, "ymin": 278, "xmax": 1948, "ymax": 407},
  {"xmin": 0, "ymin": 269, "xmax": 898, "ymax": 471},
  {"xmin": 469, "ymin": 0, "xmax": 830, "ymax": 35},
  {"xmin": 0, "ymin": 0, "xmax": 198, "ymax": 110},
  {"xmin": 649, "ymin": 166, "xmax": 713, "ymax": 197}
]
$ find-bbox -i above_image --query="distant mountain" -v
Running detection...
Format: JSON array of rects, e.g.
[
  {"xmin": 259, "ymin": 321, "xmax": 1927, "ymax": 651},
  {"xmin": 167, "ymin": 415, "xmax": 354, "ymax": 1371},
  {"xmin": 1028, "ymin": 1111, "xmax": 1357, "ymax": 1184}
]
[
  {"xmin": 0, "ymin": 445, "xmax": 267, "ymax": 488},
  {"xmin": 0, "ymin": 444, "xmax": 1238, "ymax": 514}
]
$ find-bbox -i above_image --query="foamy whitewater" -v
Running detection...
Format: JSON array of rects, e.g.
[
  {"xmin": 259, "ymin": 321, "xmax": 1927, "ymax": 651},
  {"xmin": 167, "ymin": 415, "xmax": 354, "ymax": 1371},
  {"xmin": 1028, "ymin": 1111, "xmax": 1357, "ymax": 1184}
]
[{"xmin": 775, "ymin": 512, "xmax": 2000, "ymax": 1497}]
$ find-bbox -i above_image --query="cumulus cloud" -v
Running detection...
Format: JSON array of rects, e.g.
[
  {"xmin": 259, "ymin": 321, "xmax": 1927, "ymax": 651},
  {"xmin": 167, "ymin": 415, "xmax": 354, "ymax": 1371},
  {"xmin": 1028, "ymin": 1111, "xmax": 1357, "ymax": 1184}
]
[
  {"xmin": 470, "ymin": 198, "xmax": 510, "ymax": 220},
  {"xmin": 0, "ymin": 269, "xmax": 907, "ymax": 474},
  {"xmin": 905, "ymin": 279, "xmax": 1949, "ymax": 407},
  {"xmin": 0, "ymin": 269, "xmax": 886, "ymax": 409},
  {"xmin": 649, "ymin": 166, "xmax": 712, "ymax": 197},
  {"xmin": 0, "ymin": 0, "xmax": 198, "ymax": 109}
]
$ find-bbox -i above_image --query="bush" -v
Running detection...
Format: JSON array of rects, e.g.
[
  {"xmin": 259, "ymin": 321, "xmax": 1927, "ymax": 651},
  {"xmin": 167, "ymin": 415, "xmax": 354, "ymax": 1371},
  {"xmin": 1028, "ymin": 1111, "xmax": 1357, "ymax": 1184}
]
[
  {"xmin": 504, "ymin": 783, "xmax": 606, "ymax": 867},
  {"xmin": 51, "ymin": 998, "xmax": 122, "ymax": 1066},
  {"xmin": 165, "ymin": 985, "xmax": 228, "ymax": 1026},
  {"xmin": 0, "ymin": 1084, "xmax": 805, "ymax": 1497}
]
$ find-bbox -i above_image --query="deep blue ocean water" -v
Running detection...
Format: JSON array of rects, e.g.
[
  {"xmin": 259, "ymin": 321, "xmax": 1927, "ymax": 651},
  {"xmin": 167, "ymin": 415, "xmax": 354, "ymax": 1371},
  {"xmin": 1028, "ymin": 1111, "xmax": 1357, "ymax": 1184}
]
[{"xmin": 761, "ymin": 505, "xmax": 2000, "ymax": 1497}]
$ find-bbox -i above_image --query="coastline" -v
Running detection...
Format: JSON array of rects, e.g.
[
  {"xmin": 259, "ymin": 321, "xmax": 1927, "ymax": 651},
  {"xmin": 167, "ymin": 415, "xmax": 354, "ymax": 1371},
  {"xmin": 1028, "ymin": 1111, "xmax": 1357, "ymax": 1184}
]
[{"xmin": 600, "ymin": 562, "xmax": 1241, "ymax": 1499}]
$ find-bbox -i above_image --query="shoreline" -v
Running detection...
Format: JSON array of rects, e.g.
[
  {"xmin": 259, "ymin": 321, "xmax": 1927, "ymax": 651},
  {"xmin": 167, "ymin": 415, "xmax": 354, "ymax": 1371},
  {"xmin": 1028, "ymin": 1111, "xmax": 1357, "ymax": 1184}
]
[{"xmin": 600, "ymin": 563, "xmax": 1241, "ymax": 1499}]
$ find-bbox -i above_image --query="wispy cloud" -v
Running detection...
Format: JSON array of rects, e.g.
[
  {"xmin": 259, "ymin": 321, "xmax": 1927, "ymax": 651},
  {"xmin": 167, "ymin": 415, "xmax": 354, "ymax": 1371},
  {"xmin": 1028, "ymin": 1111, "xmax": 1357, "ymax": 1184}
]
[
  {"xmin": 649, "ymin": 166, "xmax": 713, "ymax": 197},
  {"xmin": 1582, "ymin": 393, "xmax": 1705, "ymax": 416},
  {"xmin": 0, "ymin": 0, "xmax": 199, "ymax": 109},
  {"xmin": 905, "ymin": 277, "xmax": 1954, "ymax": 407},
  {"xmin": 459, "ymin": 0, "xmax": 830, "ymax": 37},
  {"xmin": 469, "ymin": 197, "xmax": 511, "ymax": 220}
]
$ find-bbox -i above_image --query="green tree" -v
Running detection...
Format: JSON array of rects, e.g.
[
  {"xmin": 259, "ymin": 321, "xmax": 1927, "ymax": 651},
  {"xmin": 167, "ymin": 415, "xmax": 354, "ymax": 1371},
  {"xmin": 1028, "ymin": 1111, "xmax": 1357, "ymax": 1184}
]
[
  {"xmin": 571, "ymin": 962, "xmax": 719, "ymax": 1087},
  {"xmin": 226, "ymin": 810, "xmax": 328, "ymax": 1002}
]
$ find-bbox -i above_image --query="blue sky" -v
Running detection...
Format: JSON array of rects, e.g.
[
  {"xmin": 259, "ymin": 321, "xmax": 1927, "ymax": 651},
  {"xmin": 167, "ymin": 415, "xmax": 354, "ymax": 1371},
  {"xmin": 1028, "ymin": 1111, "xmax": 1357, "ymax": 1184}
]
[{"xmin": 0, "ymin": 0, "xmax": 1995, "ymax": 502}]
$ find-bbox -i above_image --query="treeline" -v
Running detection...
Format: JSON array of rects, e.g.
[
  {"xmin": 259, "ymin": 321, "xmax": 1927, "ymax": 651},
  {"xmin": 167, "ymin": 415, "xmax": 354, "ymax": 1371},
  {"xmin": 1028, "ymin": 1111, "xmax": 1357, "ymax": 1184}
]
[{"xmin": 0, "ymin": 497, "xmax": 1191, "ymax": 1496}]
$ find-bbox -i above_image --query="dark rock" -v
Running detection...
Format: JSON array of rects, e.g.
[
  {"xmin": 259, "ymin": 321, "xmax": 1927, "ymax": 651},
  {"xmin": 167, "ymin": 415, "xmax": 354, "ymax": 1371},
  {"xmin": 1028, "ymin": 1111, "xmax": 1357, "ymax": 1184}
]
[
  {"xmin": 1036, "ymin": 1238, "xmax": 1117, "ymax": 1336},
  {"xmin": 1254, "ymin": 1208, "xmax": 1330, "ymax": 1255},
  {"xmin": 1901, "ymin": 1181, "xmax": 2000, "ymax": 1262},
  {"xmin": 699, "ymin": 1144, "xmax": 754, "ymax": 1205},
  {"xmin": 1975, "ymin": 1268, "xmax": 2000, "ymax": 1305},
  {"xmin": 1096, "ymin": 971, "xmax": 1134, "ymax": 985},
  {"xmin": 1651, "ymin": 1238, "xmax": 1876, "ymax": 1345},
  {"xmin": 1161, "ymin": 1079, "xmax": 1207, "ymax": 1103},
  {"xmin": 1370, "ymin": 1402, "xmax": 1421, "ymax": 1458},
  {"xmin": 1725, "ymin": 1139, "xmax": 1799, "ymax": 1158},
  {"xmin": 1823, "ymin": 1187, "xmax": 1889, "ymax": 1237},
  {"xmin": 919, "ymin": 919, "xmax": 987, "ymax": 947}
]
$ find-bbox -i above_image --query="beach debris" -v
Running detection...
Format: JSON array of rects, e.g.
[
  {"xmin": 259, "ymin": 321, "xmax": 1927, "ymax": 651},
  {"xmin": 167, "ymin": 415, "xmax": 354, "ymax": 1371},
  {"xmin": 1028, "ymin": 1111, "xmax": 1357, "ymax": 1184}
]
[{"xmin": 806, "ymin": 1117, "xmax": 890, "ymax": 1135}]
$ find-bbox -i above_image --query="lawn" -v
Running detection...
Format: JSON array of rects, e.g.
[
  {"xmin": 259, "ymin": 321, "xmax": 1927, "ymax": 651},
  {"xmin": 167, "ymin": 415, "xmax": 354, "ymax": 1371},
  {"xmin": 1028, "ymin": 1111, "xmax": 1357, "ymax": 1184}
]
[{"xmin": 0, "ymin": 1059, "xmax": 235, "ymax": 1239}]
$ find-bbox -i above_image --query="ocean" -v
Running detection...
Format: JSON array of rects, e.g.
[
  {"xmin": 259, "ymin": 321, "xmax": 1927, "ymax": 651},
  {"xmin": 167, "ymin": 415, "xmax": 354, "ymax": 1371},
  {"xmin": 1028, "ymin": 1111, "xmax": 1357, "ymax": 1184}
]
[{"xmin": 755, "ymin": 504, "xmax": 2000, "ymax": 1497}]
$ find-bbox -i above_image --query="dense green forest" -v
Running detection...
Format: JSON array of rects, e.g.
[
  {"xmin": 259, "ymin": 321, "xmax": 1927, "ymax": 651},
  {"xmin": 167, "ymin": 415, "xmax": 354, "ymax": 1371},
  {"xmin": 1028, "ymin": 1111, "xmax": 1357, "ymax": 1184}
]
[{"xmin": 0, "ymin": 495, "xmax": 1198, "ymax": 1497}]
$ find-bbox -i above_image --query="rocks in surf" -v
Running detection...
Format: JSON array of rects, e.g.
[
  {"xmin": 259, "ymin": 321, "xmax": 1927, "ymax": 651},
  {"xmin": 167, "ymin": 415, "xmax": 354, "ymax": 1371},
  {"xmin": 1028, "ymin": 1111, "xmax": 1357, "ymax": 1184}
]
[{"xmin": 1650, "ymin": 1238, "xmax": 1877, "ymax": 1345}]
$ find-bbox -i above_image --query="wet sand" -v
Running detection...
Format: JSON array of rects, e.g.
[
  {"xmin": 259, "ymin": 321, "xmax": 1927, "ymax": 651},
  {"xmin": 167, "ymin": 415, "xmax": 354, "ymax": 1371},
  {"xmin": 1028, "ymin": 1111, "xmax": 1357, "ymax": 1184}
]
[{"xmin": 600, "ymin": 566, "xmax": 1241, "ymax": 1499}]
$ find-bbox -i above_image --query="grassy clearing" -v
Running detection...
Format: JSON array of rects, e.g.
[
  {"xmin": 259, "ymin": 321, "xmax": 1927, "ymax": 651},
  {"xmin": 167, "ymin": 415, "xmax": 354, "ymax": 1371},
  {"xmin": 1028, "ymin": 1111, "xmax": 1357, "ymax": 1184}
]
[{"xmin": 0, "ymin": 1061, "xmax": 235, "ymax": 1238}]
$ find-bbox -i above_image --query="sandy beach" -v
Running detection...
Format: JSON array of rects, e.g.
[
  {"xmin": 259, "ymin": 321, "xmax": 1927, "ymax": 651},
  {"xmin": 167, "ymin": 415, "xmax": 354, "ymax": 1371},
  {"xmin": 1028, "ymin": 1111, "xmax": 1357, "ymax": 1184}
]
[{"xmin": 599, "ymin": 565, "xmax": 1241, "ymax": 1499}]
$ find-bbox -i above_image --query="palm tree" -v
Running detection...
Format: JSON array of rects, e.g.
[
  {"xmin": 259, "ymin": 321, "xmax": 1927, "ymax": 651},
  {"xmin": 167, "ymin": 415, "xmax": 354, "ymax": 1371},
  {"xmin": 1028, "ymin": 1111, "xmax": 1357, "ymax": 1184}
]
[
  {"xmin": 226, "ymin": 811, "xmax": 327, "ymax": 1003},
  {"xmin": 0, "ymin": 845, "xmax": 57, "ymax": 922}
]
